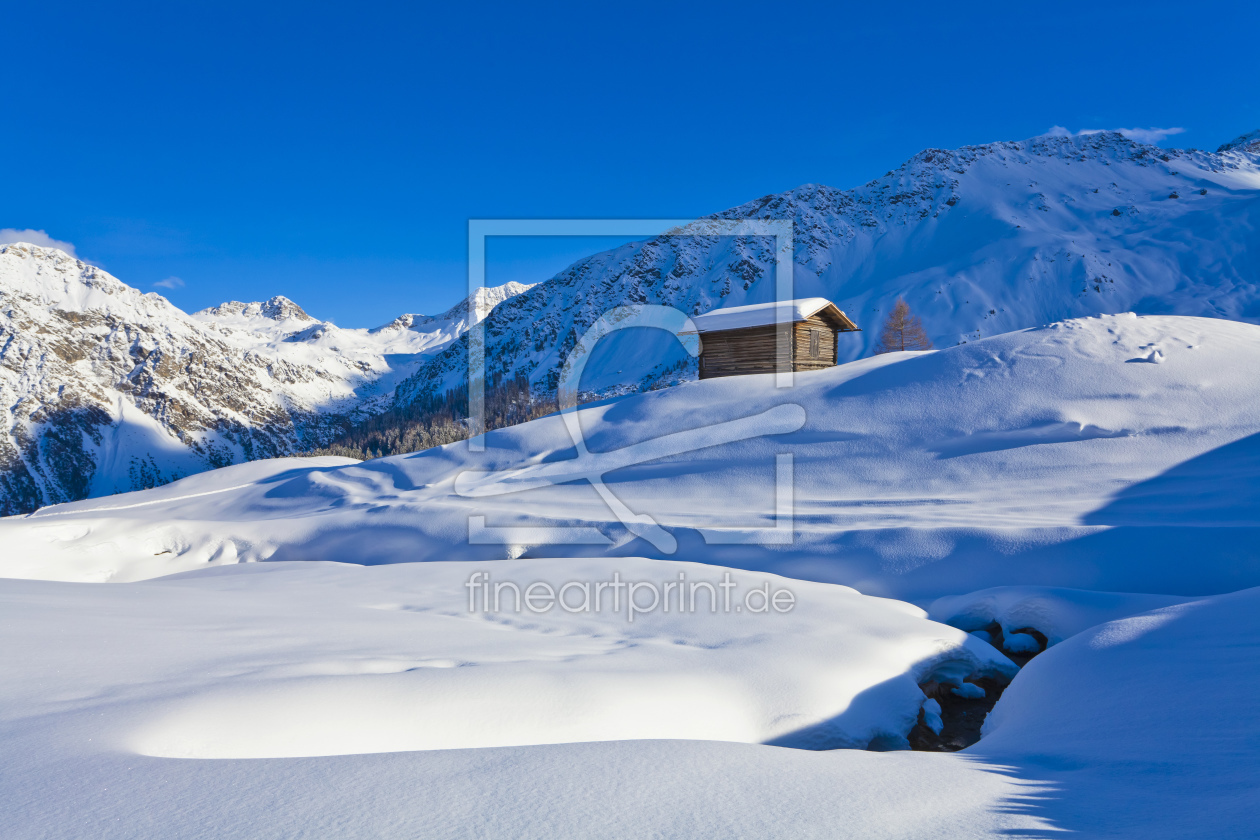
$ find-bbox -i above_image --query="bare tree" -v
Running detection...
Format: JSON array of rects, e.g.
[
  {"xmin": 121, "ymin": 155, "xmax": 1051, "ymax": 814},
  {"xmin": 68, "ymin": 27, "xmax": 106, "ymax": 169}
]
[{"xmin": 874, "ymin": 298, "xmax": 933, "ymax": 354}]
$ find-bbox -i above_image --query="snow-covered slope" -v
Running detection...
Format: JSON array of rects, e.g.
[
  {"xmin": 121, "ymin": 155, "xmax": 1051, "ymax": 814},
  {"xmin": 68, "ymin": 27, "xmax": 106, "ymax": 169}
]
[
  {"xmin": 7, "ymin": 313, "xmax": 1259, "ymax": 601},
  {"xmin": 0, "ymin": 243, "xmax": 528, "ymax": 514},
  {"xmin": 971, "ymin": 585, "xmax": 1260, "ymax": 838},
  {"xmin": 4, "ymin": 310, "xmax": 1259, "ymax": 839},
  {"xmin": 397, "ymin": 130, "xmax": 1260, "ymax": 404},
  {"xmin": 1, "ymin": 557, "xmax": 1256, "ymax": 838}
]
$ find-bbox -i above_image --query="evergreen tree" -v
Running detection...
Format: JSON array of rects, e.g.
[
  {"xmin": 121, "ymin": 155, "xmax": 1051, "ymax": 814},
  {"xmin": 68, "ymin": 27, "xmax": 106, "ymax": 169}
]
[{"xmin": 874, "ymin": 298, "xmax": 933, "ymax": 354}]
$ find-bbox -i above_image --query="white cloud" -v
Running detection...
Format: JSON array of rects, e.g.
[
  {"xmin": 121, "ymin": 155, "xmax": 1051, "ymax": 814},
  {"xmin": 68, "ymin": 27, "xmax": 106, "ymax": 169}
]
[
  {"xmin": 1043, "ymin": 126, "xmax": 1186, "ymax": 146},
  {"xmin": 0, "ymin": 228, "xmax": 78, "ymax": 257},
  {"xmin": 1114, "ymin": 126, "xmax": 1186, "ymax": 145},
  {"xmin": 153, "ymin": 276, "xmax": 185, "ymax": 290}
]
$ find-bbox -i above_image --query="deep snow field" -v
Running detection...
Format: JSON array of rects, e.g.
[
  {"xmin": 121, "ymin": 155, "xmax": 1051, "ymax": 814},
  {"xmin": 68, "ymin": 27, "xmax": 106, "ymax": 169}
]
[{"xmin": 3, "ymin": 313, "xmax": 1259, "ymax": 838}]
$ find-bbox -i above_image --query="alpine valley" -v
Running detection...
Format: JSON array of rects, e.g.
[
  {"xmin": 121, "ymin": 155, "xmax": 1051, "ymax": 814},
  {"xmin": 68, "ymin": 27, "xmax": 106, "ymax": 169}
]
[{"xmin": 2, "ymin": 129, "xmax": 1257, "ymax": 514}]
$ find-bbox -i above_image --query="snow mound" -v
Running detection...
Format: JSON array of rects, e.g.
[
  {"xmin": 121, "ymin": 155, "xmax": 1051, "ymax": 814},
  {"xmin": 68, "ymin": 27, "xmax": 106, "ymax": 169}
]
[
  {"xmin": 0, "ymin": 559, "xmax": 1014, "ymax": 759},
  {"xmin": 3, "ymin": 564, "xmax": 1256, "ymax": 837},
  {"xmin": 974, "ymin": 586, "xmax": 1260, "ymax": 838}
]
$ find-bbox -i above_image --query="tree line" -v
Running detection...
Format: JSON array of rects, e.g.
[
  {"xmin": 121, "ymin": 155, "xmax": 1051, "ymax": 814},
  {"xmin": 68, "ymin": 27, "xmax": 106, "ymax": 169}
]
[{"xmin": 298, "ymin": 374, "xmax": 558, "ymax": 461}]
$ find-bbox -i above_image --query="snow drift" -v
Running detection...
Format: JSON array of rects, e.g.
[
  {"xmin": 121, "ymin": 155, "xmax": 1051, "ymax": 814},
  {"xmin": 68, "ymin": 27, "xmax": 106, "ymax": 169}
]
[{"xmin": 0, "ymin": 559, "xmax": 1011, "ymax": 758}]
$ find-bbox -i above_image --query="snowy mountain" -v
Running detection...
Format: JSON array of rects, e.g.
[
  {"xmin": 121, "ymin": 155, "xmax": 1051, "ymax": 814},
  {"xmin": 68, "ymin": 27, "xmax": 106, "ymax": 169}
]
[
  {"xmin": 0, "ymin": 243, "xmax": 529, "ymax": 515},
  {"xmin": 396, "ymin": 130, "xmax": 1260, "ymax": 405}
]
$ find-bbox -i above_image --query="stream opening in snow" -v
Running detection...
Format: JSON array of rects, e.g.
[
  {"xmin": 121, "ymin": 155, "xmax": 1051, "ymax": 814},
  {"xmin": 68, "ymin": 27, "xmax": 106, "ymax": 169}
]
[
  {"xmin": 907, "ymin": 622, "xmax": 1049, "ymax": 752},
  {"xmin": 908, "ymin": 676, "xmax": 1009, "ymax": 752}
]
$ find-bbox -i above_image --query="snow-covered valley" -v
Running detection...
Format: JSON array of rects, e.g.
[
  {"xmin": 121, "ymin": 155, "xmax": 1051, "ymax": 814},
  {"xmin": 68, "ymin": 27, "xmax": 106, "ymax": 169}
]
[{"xmin": 2, "ymin": 308, "xmax": 1259, "ymax": 837}]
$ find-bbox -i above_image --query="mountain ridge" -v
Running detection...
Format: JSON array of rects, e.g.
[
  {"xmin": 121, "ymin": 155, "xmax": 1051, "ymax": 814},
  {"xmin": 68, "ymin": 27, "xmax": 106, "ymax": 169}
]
[
  {"xmin": 197, "ymin": 295, "xmax": 314, "ymax": 324},
  {"xmin": 0, "ymin": 243, "xmax": 530, "ymax": 514}
]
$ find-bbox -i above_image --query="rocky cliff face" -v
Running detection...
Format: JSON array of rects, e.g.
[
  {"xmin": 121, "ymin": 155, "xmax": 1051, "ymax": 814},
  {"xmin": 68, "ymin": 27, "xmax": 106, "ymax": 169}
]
[
  {"xmin": 0, "ymin": 244, "xmax": 528, "ymax": 514},
  {"xmin": 1218, "ymin": 129, "xmax": 1260, "ymax": 154},
  {"xmin": 395, "ymin": 130, "xmax": 1260, "ymax": 406}
]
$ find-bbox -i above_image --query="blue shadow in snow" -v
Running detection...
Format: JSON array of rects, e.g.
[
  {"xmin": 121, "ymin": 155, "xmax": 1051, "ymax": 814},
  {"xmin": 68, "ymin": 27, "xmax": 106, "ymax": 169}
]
[{"xmin": 1084, "ymin": 430, "xmax": 1260, "ymax": 528}]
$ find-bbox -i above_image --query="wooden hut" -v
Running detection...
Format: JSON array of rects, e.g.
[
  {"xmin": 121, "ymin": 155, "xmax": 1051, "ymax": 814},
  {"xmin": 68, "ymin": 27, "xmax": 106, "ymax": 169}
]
[{"xmin": 690, "ymin": 298, "xmax": 860, "ymax": 379}]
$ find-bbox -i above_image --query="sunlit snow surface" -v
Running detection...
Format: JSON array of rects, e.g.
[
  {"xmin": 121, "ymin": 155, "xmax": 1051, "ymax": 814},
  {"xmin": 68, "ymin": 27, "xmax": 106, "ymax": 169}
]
[
  {"xmin": 2, "ymin": 313, "xmax": 1259, "ymax": 838},
  {"xmin": 0, "ymin": 560, "xmax": 1013, "ymax": 760}
]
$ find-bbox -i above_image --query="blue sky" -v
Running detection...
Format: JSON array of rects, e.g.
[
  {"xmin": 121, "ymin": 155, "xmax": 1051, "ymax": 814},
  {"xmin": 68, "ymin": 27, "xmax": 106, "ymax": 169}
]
[{"xmin": 4, "ymin": 0, "xmax": 1257, "ymax": 326}]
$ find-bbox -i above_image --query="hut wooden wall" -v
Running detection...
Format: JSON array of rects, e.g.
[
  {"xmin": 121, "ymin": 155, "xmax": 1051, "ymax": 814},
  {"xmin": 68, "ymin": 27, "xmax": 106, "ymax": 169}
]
[
  {"xmin": 698, "ymin": 315, "xmax": 845, "ymax": 379},
  {"xmin": 698, "ymin": 324, "xmax": 789, "ymax": 379}
]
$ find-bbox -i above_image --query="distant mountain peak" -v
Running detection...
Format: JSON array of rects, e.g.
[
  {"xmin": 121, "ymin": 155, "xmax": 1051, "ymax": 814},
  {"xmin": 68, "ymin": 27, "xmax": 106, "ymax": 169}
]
[
  {"xmin": 198, "ymin": 295, "xmax": 313, "ymax": 323},
  {"xmin": 1218, "ymin": 129, "xmax": 1260, "ymax": 154},
  {"xmin": 372, "ymin": 281, "xmax": 536, "ymax": 334}
]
